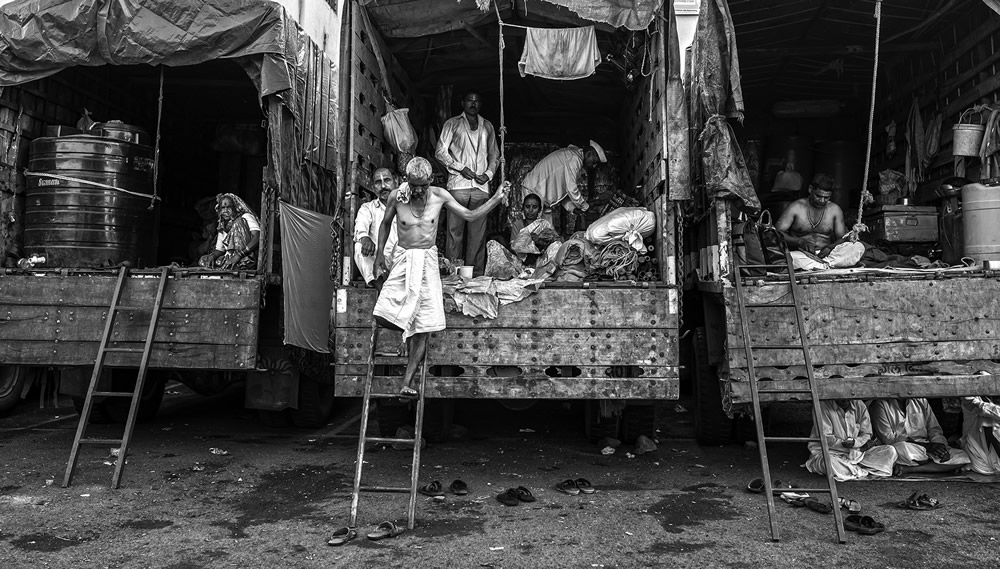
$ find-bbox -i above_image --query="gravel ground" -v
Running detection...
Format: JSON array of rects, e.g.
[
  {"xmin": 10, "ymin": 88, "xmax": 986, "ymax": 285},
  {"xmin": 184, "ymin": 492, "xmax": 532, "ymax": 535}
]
[{"xmin": 1, "ymin": 385, "xmax": 999, "ymax": 569}]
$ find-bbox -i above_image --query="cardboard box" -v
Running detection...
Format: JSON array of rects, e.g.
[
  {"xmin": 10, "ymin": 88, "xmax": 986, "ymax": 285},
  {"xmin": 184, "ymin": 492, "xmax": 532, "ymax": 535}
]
[{"xmin": 862, "ymin": 205, "xmax": 938, "ymax": 242}]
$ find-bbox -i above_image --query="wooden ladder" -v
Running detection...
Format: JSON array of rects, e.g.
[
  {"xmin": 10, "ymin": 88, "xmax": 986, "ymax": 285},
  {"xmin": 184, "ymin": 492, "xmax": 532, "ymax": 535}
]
[
  {"xmin": 63, "ymin": 266, "xmax": 170, "ymax": 489},
  {"xmin": 349, "ymin": 320, "xmax": 428, "ymax": 530},
  {"xmin": 734, "ymin": 243, "xmax": 847, "ymax": 543}
]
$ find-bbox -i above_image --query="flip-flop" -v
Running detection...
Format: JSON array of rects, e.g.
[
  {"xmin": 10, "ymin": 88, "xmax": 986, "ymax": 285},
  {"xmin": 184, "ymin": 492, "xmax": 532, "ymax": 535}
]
[
  {"xmin": 399, "ymin": 386, "xmax": 419, "ymax": 400},
  {"xmin": 418, "ymin": 480, "xmax": 445, "ymax": 497},
  {"xmin": 574, "ymin": 478, "xmax": 595, "ymax": 494},
  {"xmin": 779, "ymin": 491, "xmax": 810, "ymax": 505},
  {"xmin": 746, "ymin": 478, "xmax": 765, "ymax": 494},
  {"xmin": 515, "ymin": 486, "xmax": 537, "ymax": 502},
  {"xmin": 367, "ymin": 521, "xmax": 404, "ymax": 541},
  {"xmin": 843, "ymin": 514, "xmax": 864, "ymax": 533},
  {"xmin": 802, "ymin": 497, "xmax": 832, "ymax": 514},
  {"xmin": 916, "ymin": 493, "xmax": 941, "ymax": 509},
  {"xmin": 838, "ymin": 497, "xmax": 862, "ymax": 514},
  {"xmin": 856, "ymin": 516, "xmax": 886, "ymax": 535},
  {"xmin": 449, "ymin": 480, "xmax": 469, "ymax": 495},
  {"xmin": 327, "ymin": 526, "xmax": 357, "ymax": 546},
  {"xmin": 555, "ymin": 479, "xmax": 580, "ymax": 495},
  {"xmin": 897, "ymin": 491, "xmax": 936, "ymax": 510},
  {"xmin": 496, "ymin": 488, "xmax": 520, "ymax": 506}
]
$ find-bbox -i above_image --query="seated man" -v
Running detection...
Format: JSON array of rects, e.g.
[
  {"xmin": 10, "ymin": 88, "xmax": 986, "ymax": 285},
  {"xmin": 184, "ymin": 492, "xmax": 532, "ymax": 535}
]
[
  {"xmin": 805, "ymin": 399, "xmax": 898, "ymax": 482},
  {"xmin": 960, "ymin": 396, "xmax": 1000, "ymax": 475},
  {"xmin": 775, "ymin": 173, "xmax": 864, "ymax": 270},
  {"xmin": 353, "ymin": 167, "xmax": 399, "ymax": 287},
  {"xmin": 870, "ymin": 397, "xmax": 970, "ymax": 476}
]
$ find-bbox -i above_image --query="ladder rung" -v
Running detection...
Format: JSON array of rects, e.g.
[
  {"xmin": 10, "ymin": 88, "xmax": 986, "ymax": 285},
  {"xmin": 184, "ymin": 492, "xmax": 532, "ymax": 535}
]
[
  {"xmin": 359, "ymin": 486, "xmax": 412, "ymax": 493},
  {"xmin": 774, "ymin": 488, "xmax": 833, "ymax": 494},
  {"xmin": 91, "ymin": 391, "xmax": 136, "ymax": 397},
  {"xmin": 365, "ymin": 436, "xmax": 417, "ymax": 444},
  {"xmin": 744, "ymin": 303, "xmax": 796, "ymax": 308},
  {"xmin": 756, "ymin": 388, "xmax": 814, "ymax": 394},
  {"xmin": 764, "ymin": 436, "xmax": 821, "ymax": 443},
  {"xmin": 79, "ymin": 438, "xmax": 123, "ymax": 445},
  {"xmin": 113, "ymin": 306, "xmax": 147, "ymax": 311},
  {"xmin": 103, "ymin": 347, "xmax": 144, "ymax": 353},
  {"xmin": 368, "ymin": 393, "xmax": 413, "ymax": 399},
  {"xmin": 749, "ymin": 344, "xmax": 806, "ymax": 350}
]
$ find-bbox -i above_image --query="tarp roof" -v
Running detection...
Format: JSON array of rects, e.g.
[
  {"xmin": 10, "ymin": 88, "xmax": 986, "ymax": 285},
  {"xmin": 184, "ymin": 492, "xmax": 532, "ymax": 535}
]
[{"xmin": 0, "ymin": 0, "xmax": 296, "ymax": 96}]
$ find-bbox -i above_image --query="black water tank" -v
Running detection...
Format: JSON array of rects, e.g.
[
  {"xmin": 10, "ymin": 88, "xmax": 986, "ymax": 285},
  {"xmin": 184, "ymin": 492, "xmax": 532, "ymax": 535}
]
[{"xmin": 24, "ymin": 131, "xmax": 157, "ymax": 267}]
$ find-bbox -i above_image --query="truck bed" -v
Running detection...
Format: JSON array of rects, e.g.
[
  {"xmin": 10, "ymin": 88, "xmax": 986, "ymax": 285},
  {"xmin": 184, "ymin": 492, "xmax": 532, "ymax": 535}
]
[
  {"xmin": 724, "ymin": 270, "xmax": 1000, "ymax": 403},
  {"xmin": 0, "ymin": 269, "xmax": 261, "ymax": 370},
  {"xmin": 333, "ymin": 284, "xmax": 679, "ymax": 399}
]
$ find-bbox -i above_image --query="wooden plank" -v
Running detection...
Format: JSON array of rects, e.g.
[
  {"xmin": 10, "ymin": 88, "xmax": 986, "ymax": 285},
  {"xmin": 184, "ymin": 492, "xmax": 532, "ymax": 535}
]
[
  {"xmin": 0, "ymin": 274, "xmax": 260, "ymax": 309},
  {"xmin": 337, "ymin": 363, "xmax": 678, "ymax": 379},
  {"xmin": 731, "ymin": 359, "xmax": 1000, "ymax": 382},
  {"xmin": 334, "ymin": 374, "xmax": 678, "ymax": 399},
  {"xmin": 728, "ymin": 374, "xmax": 1000, "ymax": 404},
  {"xmin": 336, "ymin": 328, "xmax": 678, "ymax": 366},
  {"xmin": 334, "ymin": 287, "xmax": 678, "ymax": 329},
  {"xmin": 0, "ymin": 305, "xmax": 256, "ymax": 344},
  {"xmin": 0, "ymin": 341, "xmax": 256, "ymax": 369}
]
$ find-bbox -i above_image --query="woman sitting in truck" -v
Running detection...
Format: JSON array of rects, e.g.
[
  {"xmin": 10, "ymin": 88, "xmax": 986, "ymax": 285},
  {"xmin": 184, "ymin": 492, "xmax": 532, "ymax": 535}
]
[{"xmin": 198, "ymin": 193, "xmax": 260, "ymax": 270}]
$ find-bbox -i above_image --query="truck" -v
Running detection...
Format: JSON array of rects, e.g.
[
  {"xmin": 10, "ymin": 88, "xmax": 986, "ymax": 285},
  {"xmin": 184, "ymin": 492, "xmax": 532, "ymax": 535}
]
[{"xmin": 0, "ymin": 0, "xmax": 344, "ymax": 426}]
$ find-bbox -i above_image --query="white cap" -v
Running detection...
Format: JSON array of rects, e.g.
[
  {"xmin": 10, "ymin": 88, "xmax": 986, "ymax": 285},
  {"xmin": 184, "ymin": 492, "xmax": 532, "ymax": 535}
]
[{"xmin": 589, "ymin": 140, "xmax": 607, "ymax": 163}]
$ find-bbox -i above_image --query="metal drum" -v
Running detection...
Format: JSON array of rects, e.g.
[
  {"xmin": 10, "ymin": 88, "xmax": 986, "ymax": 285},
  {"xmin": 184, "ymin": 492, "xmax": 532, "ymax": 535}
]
[{"xmin": 24, "ymin": 133, "xmax": 157, "ymax": 268}]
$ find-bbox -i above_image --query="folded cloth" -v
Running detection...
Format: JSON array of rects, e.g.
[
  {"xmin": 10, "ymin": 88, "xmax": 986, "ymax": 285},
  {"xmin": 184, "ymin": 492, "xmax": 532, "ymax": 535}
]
[
  {"xmin": 791, "ymin": 241, "xmax": 866, "ymax": 271},
  {"xmin": 373, "ymin": 245, "xmax": 446, "ymax": 340},
  {"xmin": 518, "ymin": 25, "xmax": 601, "ymax": 80}
]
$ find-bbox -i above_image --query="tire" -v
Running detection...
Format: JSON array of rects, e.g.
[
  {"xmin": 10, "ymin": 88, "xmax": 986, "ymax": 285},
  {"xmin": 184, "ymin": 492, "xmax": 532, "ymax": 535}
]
[
  {"xmin": 184, "ymin": 370, "xmax": 232, "ymax": 397},
  {"xmin": 290, "ymin": 377, "xmax": 336, "ymax": 428},
  {"xmin": 0, "ymin": 366, "xmax": 30, "ymax": 416},
  {"xmin": 693, "ymin": 327, "xmax": 732, "ymax": 445},
  {"xmin": 257, "ymin": 408, "xmax": 292, "ymax": 427},
  {"xmin": 584, "ymin": 400, "xmax": 621, "ymax": 443},
  {"xmin": 103, "ymin": 371, "xmax": 166, "ymax": 423}
]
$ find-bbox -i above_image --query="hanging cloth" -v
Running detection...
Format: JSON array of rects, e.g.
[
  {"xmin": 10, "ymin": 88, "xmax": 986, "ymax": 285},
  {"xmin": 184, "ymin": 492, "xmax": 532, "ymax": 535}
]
[{"xmin": 518, "ymin": 26, "xmax": 601, "ymax": 80}]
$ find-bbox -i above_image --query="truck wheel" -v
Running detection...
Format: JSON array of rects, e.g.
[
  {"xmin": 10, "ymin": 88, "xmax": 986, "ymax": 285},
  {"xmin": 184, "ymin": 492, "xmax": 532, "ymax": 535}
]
[
  {"xmin": 693, "ymin": 327, "xmax": 732, "ymax": 445},
  {"xmin": 0, "ymin": 366, "xmax": 30, "ymax": 416},
  {"xmin": 584, "ymin": 400, "xmax": 621, "ymax": 443},
  {"xmin": 290, "ymin": 377, "xmax": 336, "ymax": 428},
  {"xmin": 103, "ymin": 371, "xmax": 167, "ymax": 423}
]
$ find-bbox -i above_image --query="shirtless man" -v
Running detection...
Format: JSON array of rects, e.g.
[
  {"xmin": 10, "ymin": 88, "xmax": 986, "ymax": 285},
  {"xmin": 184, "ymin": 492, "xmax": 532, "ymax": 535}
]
[
  {"xmin": 373, "ymin": 157, "xmax": 508, "ymax": 398},
  {"xmin": 775, "ymin": 173, "xmax": 845, "ymax": 257}
]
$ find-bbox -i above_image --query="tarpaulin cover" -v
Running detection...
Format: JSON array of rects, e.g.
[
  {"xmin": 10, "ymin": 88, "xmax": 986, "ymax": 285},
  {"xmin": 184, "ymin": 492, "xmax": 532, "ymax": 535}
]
[
  {"xmin": 665, "ymin": 0, "xmax": 690, "ymax": 200},
  {"xmin": 689, "ymin": 0, "xmax": 757, "ymax": 212},
  {"xmin": 279, "ymin": 200, "xmax": 335, "ymax": 353},
  {"xmin": 541, "ymin": 0, "xmax": 664, "ymax": 32}
]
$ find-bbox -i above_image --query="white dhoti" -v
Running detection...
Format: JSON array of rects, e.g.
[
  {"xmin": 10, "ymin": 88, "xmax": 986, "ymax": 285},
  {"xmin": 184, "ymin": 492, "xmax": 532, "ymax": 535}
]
[
  {"xmin": 805, "ymin": 445, "xmax": 898, "ymax": 482},
  {"xmin": 891, "ymin": 441, "xmax": 970, "ymax": 467},
  {"xmin": 373, "ymin": 246, "xmax": 446, "ymax": 340},
  {"xmin": 791, "ymin": 241, "xmax": 866, "ymax": 270}
]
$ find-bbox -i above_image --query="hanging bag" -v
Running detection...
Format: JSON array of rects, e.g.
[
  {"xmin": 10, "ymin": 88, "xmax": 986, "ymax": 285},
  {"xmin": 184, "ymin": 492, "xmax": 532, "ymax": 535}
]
[{"xmin": 732, "ymin": 211, "xmax": 785, "ymax": 277}]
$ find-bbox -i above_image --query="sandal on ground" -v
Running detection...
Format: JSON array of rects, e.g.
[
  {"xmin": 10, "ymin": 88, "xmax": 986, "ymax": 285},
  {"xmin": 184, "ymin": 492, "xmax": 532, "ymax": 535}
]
[
  {"xmin": 898, "ymin": 491, "xmax": 941, "ymax": 510},
  {"xmin": 555, "ymin": 479, "xmax": 580, "ymax": 495},
  {"xmin": 746, "ymin": 478, "xmax": 765, "ymax": 494},
  {"xmin": 398, "ymin": 386, "xmax": 419, "ymax": 400},
  {"xmin": 496, "ymin": 488, "xmax": 520, "ymax": 506},
  {"xmin": 838, "ymin": 497, "xmax": 862, "ymax": 514},
  {"xmin": 915, "ymin": 493, "xmax": 941, "ymax": 509},
  {"xmin": 367, "ymin": 521, "xmax": 404, "ymax": 541},
  {"xmin": 327, "ymin": 526, "xmax": 357, "ymax": 546},
  {"xmin": 779, "ymin": 491, "xmax": 810, "ymax": 505},
  {"xmin": 449, "ymin": 480, "xmax": 469, "ymax": 495},
  {"xmin": 418, "ymin": 480, "xmax": 445, "ymax": 497},
  {"xmin": 574, "ymin": 478, "xmax": 596, "ymax": 494},
  {"xmin": 515, "ymin": 486, "xmax": 537, "ymax": 502},
  {"xmin": 856, "ymin": 516, "xmax": 886, "ymax": 535},
  {"xmin": 802, "ymin": 497, "xmax": 832, "ymax": 514},
  {"xmin": 843, "ymin": 514, "xmax": 864, "ymax": 532}
]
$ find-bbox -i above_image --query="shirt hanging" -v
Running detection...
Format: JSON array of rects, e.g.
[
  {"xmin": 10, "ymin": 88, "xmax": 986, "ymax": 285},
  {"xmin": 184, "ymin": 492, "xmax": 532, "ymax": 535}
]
[{"xmin": 518, "ymin": 26, "xmax": 601, "ymax": 80}]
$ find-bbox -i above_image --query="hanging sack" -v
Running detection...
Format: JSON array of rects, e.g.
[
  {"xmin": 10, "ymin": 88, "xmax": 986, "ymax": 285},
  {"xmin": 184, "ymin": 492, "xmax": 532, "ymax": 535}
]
[
  {"xmin": 381, "ymin": 108, "xmax": 418, "ymax": 154},
  {"xmin": 732, "ymin": 211, "xmax": 785, "ymax": 277}
]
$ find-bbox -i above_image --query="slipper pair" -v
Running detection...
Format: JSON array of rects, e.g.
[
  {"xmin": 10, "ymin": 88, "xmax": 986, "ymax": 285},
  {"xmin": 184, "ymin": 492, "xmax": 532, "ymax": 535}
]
[
  {"xmin": 786, "ymin": 495, "xmax": 832, "ymax": 514},
  {"xmin": 898, "ymin": 491, "xmax": 942, "ymax": 510},
  {"xmin": 555, "ymin": 478, "xmax": 595, "ymax": 495},
  {"xmin": 327, "ymin": 521, "xmax": 404, "ymax": 545},
  {"xmin": 419, "ymin": 480, "xmax": 468, "ymax": 497},
  {"xmin": 838, "ymin": 496, "xmax": 862, "ymax": 514},
  {"xmin": 844, "ymin": 514, "xmax": 886, "ymax": 535},
  {"xmin": 496, "ymin": 486, "xmax": 536, "ymax": 506}
]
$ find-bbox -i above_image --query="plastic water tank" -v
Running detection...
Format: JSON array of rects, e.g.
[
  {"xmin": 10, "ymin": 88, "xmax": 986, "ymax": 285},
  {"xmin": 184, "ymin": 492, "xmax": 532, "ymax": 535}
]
[{"xmin": 961, "ymin": 181, "xmax": 1000, "ymax": 264}]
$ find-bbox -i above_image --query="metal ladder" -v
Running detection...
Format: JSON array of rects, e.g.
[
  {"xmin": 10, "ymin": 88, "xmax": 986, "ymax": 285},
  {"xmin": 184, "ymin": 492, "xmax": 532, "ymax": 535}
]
[
  {"xmin": 349, "ymin": 320, "xmax": 429, "ymax": 530},
  {"xmin": 733, "ymin": 241, "xmax": 846, "ymax": 543},
  {"xmin": 63, "ymin": 266, "xmax": 170, "ymax": 489}
]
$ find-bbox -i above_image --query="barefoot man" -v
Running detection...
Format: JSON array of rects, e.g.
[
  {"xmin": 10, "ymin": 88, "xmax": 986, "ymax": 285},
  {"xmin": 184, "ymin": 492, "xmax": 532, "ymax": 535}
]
[{"xmin": 373, "ymin": 157, "xmax": 509, "ymax": 398}]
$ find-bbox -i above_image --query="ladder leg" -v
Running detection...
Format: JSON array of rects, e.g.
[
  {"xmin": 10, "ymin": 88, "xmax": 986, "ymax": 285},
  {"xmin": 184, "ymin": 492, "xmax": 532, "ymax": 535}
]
[
  {"xmin": 407, "ymin": 333, "xmax": 430, "ymax": 530},
  {"xmin": 350, "ymin": 321, "xmax": 380, "ymax": 527}
]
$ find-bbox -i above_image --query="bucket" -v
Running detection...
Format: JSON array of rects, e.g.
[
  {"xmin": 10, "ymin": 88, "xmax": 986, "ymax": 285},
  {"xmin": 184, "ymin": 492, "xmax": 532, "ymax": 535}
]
[
  {"xmin": 961, "ymin": 182, "xmax": 1000, "ymax": 264},
  {"xmin": 24, "ymin": 132, "xmax": 157, "ymax": 268},
  {"xmin": 953, "ymin": 107, "xmax": 987, "ymax": 157}
]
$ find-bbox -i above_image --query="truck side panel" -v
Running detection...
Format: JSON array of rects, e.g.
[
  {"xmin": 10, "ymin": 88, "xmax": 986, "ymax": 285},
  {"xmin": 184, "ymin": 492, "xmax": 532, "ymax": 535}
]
[{"xmin": 0, "ymin": 271, "xmax": 260, "ymax": 369}]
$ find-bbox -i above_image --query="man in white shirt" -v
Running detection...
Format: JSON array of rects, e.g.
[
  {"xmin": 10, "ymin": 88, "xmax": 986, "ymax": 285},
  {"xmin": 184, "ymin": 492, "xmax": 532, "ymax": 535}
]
[
  {"xmin": 353, "ymin": 167, "xmax": 399, "ymax": 286},
  {"xmin": 804, "ymin": 399, "xmax": 897, "ymax": 482},
  {"xmin": 870, "ymin": 397, "xmax": 969, "ymax": 476},
  {"xmin": 434, "ymin": 90, "xmax": 500, "ymax": 274},
  {"xmin": 960, "ymin": 396, "xmax": 1000, "ymax": 475},
  {"xmin": 520, "ymin": 141, "xmax": 607, "ymax": 233}
]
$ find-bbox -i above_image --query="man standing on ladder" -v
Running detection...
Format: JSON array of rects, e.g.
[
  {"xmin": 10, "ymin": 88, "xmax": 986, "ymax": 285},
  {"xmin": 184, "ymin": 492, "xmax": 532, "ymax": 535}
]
[
  {"xmin": 373, "ymin": 157, "xmax": 508, "ymax": 399},
  {"xmin": 435, "ymin": 90, "xmax": 500, "ymax": 275}
]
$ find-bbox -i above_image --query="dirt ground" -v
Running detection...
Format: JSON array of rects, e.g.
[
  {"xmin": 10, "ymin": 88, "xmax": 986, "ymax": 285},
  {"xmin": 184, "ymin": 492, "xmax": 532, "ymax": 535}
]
[{"xmin": 2, "ymin": 384, "xmax": 999, "ymax": 569}]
